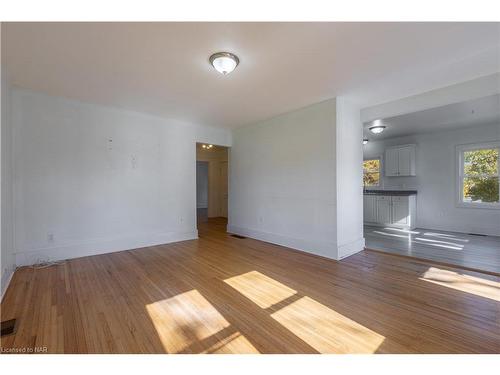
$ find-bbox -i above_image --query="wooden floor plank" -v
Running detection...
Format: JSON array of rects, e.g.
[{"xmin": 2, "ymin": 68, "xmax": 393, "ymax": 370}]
[{"xmin": 1, "ymin": 218, "xmax": 499, "ymax": 353}]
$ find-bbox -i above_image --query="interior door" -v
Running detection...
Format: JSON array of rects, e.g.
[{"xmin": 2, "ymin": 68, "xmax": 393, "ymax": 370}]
[
  {"xmin": 398, "ymin": 147, "xmax": 411, "ymax": 176},
  {"xmin": 385, "ymin": 148, "xmax": 399, "ymax": 176},
  {"xmin": 376, "ymin": 196, "xmax": 392, "ymax": 223},
  {"xmin": 220, "ymin": 161, "xmax": 228, "ymax": 218}
]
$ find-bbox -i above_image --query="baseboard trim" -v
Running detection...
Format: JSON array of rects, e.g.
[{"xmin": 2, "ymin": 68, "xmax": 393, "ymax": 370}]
[
  {"xmin": 14, "ymin": 230, "xmax": 198, "ymax": 266},
  {"xmin": 227, "ymin": 224, "xmax": 337, "ymax": 260},
  {"xmin": 337, "ymin": 237, "xmax": 365, "ymax": 260}
]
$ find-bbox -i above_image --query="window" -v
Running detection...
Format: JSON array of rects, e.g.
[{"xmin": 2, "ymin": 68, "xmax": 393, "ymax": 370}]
[
  {"xmin": 363, "ymin": 158, "xmax": 381, "ymax": 187},
  {"xmin": 457, "ymin": 142, "xmax": 500, "ymax": 208}
]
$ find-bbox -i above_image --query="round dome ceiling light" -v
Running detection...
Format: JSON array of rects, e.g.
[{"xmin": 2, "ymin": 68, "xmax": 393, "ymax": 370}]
[
  {"xmin": 209, "ymin": 52, "xmax": 240, "ymax": 75},
  {"xmin": 369, "ymin": 120, "xmax": 386, "ymax": 134}
]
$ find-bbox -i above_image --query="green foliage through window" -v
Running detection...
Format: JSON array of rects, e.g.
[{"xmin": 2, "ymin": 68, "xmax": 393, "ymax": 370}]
[
  {"xmin": 462, "ymin": 148, "xmax": 499, "ymax": 203},
  {"xmin": 363, "ymin": 159, "xmax": 380, "ymax": 187}
]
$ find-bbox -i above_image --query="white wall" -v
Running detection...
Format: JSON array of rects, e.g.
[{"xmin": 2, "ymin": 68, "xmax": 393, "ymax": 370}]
[
  {"xmin": 335, "ymin": 98, "xmax": 365, "ymax": 258},
  {"xmin": 363, "ymin": 123, "xmax": 500, "ymax": 236},
  {"xmin": 229, "ymin": 99, "xmax": 337, "ymax": 258},
  {"xmin": 11, "ymin": 89, "xmax": 231, "ymax": 266},
  {"xmin": 196, "ymin": 161, "xmax": 208, "ymax": 208},
  {"xmin": 229, "ymin": 98, "xmax": 364, "ymax": 260},
  {"xmin": 1, "ymin": 27, "xmax": 16, "ymax": 297}
]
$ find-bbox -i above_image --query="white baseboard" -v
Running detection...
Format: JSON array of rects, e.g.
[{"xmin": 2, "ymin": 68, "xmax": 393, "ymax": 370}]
[
  {"xmin": 14, "ymin": 230, "xmax": 198, "ymax": 266},
  {"xmin": 227, "ymin": 224, "xmax": 337, "ymax": 260},
  {"xmin": 337, "ymin": 237, "xmax": 365, "ymax": 260},
  {"xmin": 1, "ymin": 268, "xmax": 15, "ymax": 302}
]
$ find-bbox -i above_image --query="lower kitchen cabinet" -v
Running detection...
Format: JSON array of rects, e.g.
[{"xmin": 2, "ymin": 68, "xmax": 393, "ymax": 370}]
[{"xmin": 363, "ymin": 194, "xmax": 416, "ymax": 230}]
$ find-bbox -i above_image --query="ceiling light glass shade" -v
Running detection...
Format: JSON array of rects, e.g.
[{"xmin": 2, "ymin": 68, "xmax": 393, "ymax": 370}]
[
  {"xmin": 363, "ymin": 139, "xmax": 369, "ymax": 145},
  {"xmin": 369, "ymin": 125, "xmax": 386, "ymax": 134},
  {"xmin": 209, "ymin": 52, "xmax": 239, "ymax": 75}
]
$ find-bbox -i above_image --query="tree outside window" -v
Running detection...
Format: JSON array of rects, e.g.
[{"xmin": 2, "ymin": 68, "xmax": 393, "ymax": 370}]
[
  {"xmin": 363, "ymin": 159, "xmax": 380, "ymax": 187},
  {"xmin": 460, "ymin": 146, "xmax": 499, "ymax": 205}
]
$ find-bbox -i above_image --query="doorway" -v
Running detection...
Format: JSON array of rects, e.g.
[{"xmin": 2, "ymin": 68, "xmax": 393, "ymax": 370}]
[{"xmin": 196, "ymin": 143, "xmax": 229, "ymax": 224}]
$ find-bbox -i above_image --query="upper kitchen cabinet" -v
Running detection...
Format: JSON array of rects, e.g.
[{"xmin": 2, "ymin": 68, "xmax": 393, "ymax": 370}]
[{"xmin": 385, "ymin": 144, "xmax": 416, "ymax": 176}]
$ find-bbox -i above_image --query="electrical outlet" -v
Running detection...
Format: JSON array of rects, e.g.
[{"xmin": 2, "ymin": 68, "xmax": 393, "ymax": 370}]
[{"xmin": 47, "ymin": 233, "xmax": 54, "ymax": 242}]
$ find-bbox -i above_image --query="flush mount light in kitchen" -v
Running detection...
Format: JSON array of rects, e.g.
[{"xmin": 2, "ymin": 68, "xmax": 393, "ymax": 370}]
[
  {"xmin": 369, "ymin": 120, "xmax": 386, "ymax": 134},
  {"xmin": 369, "ymin": 125, "xmax": 386, "ymax": 134},
  {"xmin": 209, "ymin": 52, "xmax": 240, "ymax": 75}
]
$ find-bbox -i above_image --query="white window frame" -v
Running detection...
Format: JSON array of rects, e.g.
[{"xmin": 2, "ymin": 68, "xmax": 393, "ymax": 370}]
[
  {"xmin": 363, "ymin": 157, "xmax": 382, "ymax": 188},
  {"xmin": 456, "ymin": 141, "xmax": 500, "ymax": 209}
]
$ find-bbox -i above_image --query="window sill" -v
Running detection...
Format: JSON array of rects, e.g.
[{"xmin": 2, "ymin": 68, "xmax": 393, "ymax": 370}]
[{"xmin": 456, "ymin": 202, "xmax": 500, "ymax": 210}]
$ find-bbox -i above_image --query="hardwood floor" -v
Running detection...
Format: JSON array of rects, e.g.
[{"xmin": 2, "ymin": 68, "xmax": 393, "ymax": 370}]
[
  {"xmin": 1, "ymin": 218, "xmax": 499, "ymax": 353},
  {"xmin": 364, "ymin": 225, "xmax": 500, "ymax": 275}
]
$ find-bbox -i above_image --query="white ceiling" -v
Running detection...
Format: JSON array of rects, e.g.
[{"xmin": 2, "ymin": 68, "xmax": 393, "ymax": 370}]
[
  {"xmin": 363, "ymin": 94, "xmax": 500, "ymax": 140},
  {"xmin": 3, "ymin": 22, "xmax": 500, "ymax": 129}
]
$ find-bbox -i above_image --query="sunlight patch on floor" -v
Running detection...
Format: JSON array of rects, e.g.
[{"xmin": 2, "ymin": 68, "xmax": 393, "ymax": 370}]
[
  {"xmin": 202, "ymin": 331, "xmax": 259, "ymax": 354},
  {"xmin": 415, "ymin": 237, "xmax": 464, "ymax": 248},
  {"xmin": 373, "ymin": 230, "xmax": 464, "ymax": 250},
  {"xmin": 413, "ymin": 237, "xmax": 464, "ymax": 250},
  {"xmin": 146, "ymin": 289, "xmax": 258, "ymax": 353},
  {"xmin": 420, "ymin": 267, "xmax": 500, "ymax": 302},
  {"xmin": 224, "ymin": 270, "xmax": 297, "ymax": 309},
  {"xmin": 423, "ymin": 232, "xmax": 469, "ymax": 243},
  {"xmin": 383, "ymin": 227, "xmax": 420, "ymax": 235},
  {"xmin": 270, "ymin": 296, "xmax": 385, "ymax": 353},
  {"xmin": 373, "ymin": 230, "xmax": 411, "ymax": 239}
]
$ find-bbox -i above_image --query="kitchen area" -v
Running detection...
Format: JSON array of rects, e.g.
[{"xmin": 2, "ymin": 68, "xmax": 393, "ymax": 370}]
[{"xmin": 362, "ymin": 96, "xmax": 500, "ymax": 275}]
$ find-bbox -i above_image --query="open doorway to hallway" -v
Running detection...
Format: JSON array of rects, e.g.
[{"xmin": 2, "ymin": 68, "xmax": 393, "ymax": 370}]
[{"xmin": 196, "ymin": 143, "xmax": 229, "ymax": 224}]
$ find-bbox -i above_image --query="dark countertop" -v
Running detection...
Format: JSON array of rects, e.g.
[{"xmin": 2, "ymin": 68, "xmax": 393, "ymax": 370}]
[{"xmin": 364, "ymin": 189, "xmax": 417, "ymax": 196}]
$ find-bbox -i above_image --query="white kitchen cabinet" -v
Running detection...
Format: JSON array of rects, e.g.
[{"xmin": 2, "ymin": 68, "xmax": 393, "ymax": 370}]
[
  {"xmin": 363, "ymin": 194, "xmax": 416, "ymax": 230},
  {"xmin": 391, "ymin": 196, "xmax": 409, "ymax": 225},
  {"xmin": 376, "ymin": 196, "xmax": 392, "ymax": 223},
  {"xmin": 385, "ymin": 144, "xmax": 416, "ymax": 176},
  {"xmin": 363, "ymin": 195, "xmax": 377, "ymax": 223},
  {"xmin": 385, "ymin": 148, "xmax": 400, "ymax": 176}
]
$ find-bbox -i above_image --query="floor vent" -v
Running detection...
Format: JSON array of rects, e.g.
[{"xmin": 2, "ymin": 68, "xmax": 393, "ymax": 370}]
[
  {"xmin": 468, "ymin": 233, "xmax": 487, "ymax": 237},
  {"xmin": 231, "ymin": 234, "xmax": 247, "ymax": 239},
  {"xmin": 1, "ymin": 319, "xmax": 17, "ymax": 337}
]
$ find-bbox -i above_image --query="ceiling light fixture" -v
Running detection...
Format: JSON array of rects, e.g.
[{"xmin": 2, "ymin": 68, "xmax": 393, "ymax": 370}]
[
  {"xmin": 209, "ymin": 52, "xmax": 239, "ymax": 75},
  {"xmin": 202, "ymin": 144, "xmax": 213, "ymax": 149},
  {"xmin": 369, "ymin": 125, "xmax": 386, "ymax": 134},
  {"xmin": 369, "ymin": 120, "xmax": 386, "ymax": 134},
  {"xmin": 363, "ymin": 138, "xmax": 369, "ymax": 145}
]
